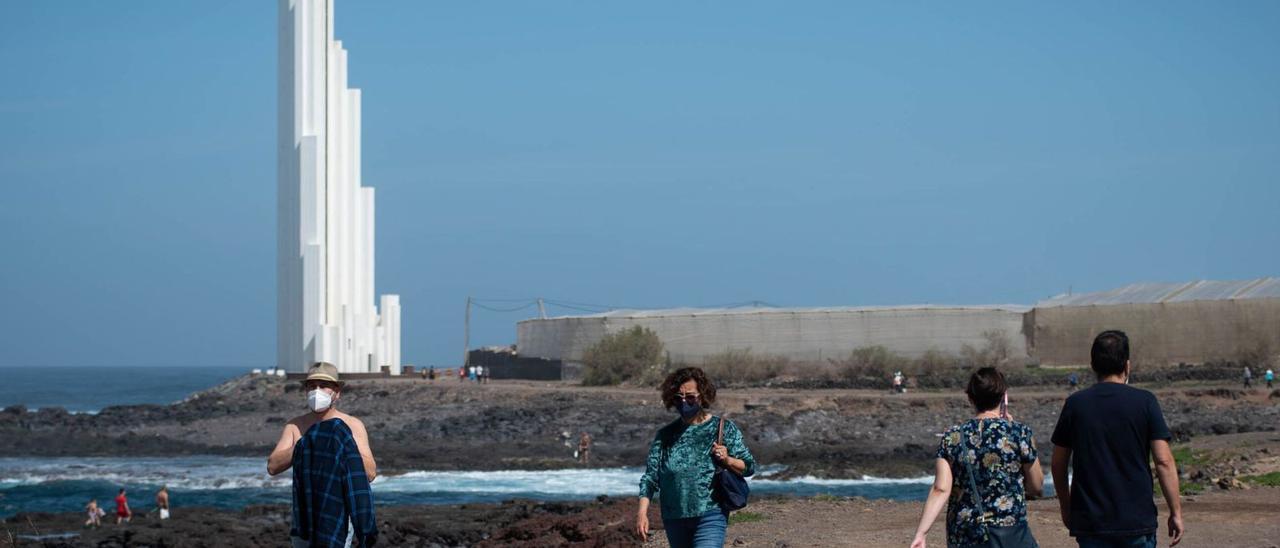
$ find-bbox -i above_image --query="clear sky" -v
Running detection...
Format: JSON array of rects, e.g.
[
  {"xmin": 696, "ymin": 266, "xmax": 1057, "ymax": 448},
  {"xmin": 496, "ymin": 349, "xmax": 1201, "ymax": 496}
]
[{"xmin": 2, "ymin": 1, "xmax": 1278, "ymax": 368}]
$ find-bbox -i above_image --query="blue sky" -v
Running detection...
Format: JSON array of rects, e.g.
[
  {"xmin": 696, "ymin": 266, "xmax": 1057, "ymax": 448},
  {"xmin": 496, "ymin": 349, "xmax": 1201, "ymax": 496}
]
[{"xmin": 2, "ymin": 1, "xmax": 1277, "ymax": 367}]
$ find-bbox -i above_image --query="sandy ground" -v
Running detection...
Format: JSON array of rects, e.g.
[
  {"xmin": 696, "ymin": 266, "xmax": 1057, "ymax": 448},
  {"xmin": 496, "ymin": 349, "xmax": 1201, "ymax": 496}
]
[{"xmin": 640, "ymin": 489, "xmax": 1280, "ymax": 548}]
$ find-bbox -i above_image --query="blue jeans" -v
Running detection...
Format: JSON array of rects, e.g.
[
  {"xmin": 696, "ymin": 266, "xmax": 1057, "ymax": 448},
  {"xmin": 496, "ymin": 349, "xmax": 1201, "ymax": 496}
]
[
  {"xmin": 664, "ymin": 508, "xmax": 729, "ymax": 548},
  {"xmin": 1076, "ymin": 534, "xmax": 1157, "ymax": 548}
]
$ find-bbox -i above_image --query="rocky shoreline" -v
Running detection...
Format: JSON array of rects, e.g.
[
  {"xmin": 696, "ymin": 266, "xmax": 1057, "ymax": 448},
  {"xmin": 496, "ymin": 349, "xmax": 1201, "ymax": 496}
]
[
  {"xmin": 2, "ymin": 375, "xmax": 1277, "ymax": 479},
  {"xmin": 0, "ymin": 496, "xmax": 651, "ymax": 548},
  {"xmin": 2, "ymin": 376, "xmax": 1279, "ymax": 546}
]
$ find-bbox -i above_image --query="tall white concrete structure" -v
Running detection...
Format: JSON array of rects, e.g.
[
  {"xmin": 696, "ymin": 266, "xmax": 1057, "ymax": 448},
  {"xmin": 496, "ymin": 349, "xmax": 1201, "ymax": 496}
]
[{"xmin": 278, "ymin": 0, "xmax": 402, "ymax": 374}]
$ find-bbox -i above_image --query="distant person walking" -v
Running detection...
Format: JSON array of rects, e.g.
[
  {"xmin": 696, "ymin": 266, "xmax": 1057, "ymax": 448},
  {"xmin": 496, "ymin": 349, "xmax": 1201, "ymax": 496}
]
[
  {"xmin": 114, "ymin": 488, "xmax": 131, "ymax": 525},
  {"xmin": 468, "ymin": 365, "xmax": 477, "ymax": 382},
  {"xmin": 892, "ymin": 371, "xmax": 904, "ymax": 394},
  {"xmin": 476, "ymin": 365, "xmax": 485, "ymax": 383},
  {"xmin": 1266, "ymin": 368, "xmax": 1274, "ymax": 389},
  {"xmin": 155, "ymin": 486, "xmax": 170, "ymax": 520},
  {"xmin": 267, "ymin": 362, "xmax": 378, "ymax": 547},
  {"xmin": 911, "ymin": 367, "xmax": 1044, "ymax": 548},
  {"xmin": 458, "ymin": 367, "xmax": 465, "ymax": 382},
  {"xmin": 1243, "ymin": 366, "xmax": 1252, "ymax": 388},
  {"xmin": 427, "ymin": 367, "xmax": 436, "ymax": 381},
  {"xmin": 637, "ymin": 367, "xmax": 756, "ymax": 548},
  {"xmin": 578, "ymin": 432, "xmax": 592, "ymax": 465},
  {"xmin": 1051, "ymin": 330, "xmax": 1183, "ymax": 547},
  {"xmin": 1068, "ymin": 372, "xmax": 1079, "ymax": 392},
  {"xmin": 85, "ymin": 499, "xmax": 104, "ymax": 528}
]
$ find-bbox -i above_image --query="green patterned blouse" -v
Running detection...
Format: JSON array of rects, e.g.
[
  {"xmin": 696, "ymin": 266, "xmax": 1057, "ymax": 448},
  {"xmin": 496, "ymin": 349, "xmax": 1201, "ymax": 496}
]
[{"xmin": 638, "ymin": 415, "xmax": 757, "ymax": 519}]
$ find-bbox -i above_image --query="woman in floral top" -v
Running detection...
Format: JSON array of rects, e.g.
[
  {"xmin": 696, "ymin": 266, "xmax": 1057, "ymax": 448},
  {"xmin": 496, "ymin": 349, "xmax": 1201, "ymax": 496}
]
[{"xmin": 911, "ymin": 367, "xmax": 1044, "ymax": 548}]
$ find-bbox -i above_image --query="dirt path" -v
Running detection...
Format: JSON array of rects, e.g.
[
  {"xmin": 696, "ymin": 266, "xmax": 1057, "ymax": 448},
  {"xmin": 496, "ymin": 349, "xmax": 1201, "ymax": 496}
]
[{"xmin": 642, "ymin": 488, "xmax": 1280, "ymax": 548}]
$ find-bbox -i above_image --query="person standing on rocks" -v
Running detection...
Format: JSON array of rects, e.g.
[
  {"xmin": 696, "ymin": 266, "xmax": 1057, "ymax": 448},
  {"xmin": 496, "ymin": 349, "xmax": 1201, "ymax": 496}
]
[
  {"xmin": 155, "ymin": 486, "xmax": 170, "ymax": 520},
  {"xmin": 85, "ymin": 499, "xmax": 103, "ymax": 528},
  {"xmin": 578, "ymin": 432, "xmax": 592, "ymax": 465},
  {"xmin": 637, "ymin": 367, "xmax": 756, "ymax": 548},
  {"xmin": 1266, "ymin": 368, "xmax": 1274, "ymax": 389},
  {"xmin": 1243, "ymin": 365, "xmax": 1252, "ymax": 388},
  {"xmin": 910, "ymin": 367, "xmax": 1043, "ymax": 548},
  {"xmin": 1051, "ymin": 330, "xmax": 1184, "ymax": 547},
  {"xmin": 267, "ymin": 362, "xmax": 378, "ymax": 547},
  {"xmin": 114, "ymin": 488, "xmax": 131, "ymax": 525}
]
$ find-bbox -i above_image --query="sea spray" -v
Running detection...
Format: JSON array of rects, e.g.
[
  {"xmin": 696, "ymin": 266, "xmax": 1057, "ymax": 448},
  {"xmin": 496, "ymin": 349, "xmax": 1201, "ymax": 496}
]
[{"xmin": 0, "ymin": 456, "xmax": 1051, "ymax": 518}]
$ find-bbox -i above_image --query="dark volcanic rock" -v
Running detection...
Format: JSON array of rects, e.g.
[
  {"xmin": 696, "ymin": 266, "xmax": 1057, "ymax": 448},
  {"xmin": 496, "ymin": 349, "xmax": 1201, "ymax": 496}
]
[
  {"xmin": 2, "ymin": 374, "xmax": 1278, "ymax": 479},
  {"xmin": 0, "ymin": 499, "xmax": 651, "ymax": 548}
]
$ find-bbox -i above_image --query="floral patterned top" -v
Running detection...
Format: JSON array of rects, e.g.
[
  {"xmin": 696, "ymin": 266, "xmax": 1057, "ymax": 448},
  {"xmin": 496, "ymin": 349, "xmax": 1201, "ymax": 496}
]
[{"xmin": 936, "ymin": 418, "xmax": 1037, "ymax": 547}]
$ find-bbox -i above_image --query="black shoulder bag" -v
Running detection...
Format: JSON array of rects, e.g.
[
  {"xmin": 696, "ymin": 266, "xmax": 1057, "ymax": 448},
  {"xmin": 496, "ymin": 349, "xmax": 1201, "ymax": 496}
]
[
  {"xmin": 961, "ymin": 421, "xmax": 1038, "ymax": 548},
  {"xmin": 711, "ymin": 416, "xmax": 750, "ymax": 511}
]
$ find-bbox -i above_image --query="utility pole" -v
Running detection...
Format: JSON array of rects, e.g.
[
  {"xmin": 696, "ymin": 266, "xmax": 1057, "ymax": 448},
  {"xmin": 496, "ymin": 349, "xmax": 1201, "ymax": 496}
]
[
  {"xmin": 537, "ymin": 297, "xmax": 547, "ymax": 319},
  {"xmin": 463, "ymin": 296, "xmax": 471, "ymax": 367}
]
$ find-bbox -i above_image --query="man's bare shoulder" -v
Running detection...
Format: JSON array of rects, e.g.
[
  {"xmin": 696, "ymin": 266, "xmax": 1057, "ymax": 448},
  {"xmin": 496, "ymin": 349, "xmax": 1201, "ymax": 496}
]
[
  {"xmin": 335, "ymin": 412, "xmax": 366, "ymax": 432},
  {"xmin": 285, "ymin": 414, "xmax": 318, "ymax": 432}
]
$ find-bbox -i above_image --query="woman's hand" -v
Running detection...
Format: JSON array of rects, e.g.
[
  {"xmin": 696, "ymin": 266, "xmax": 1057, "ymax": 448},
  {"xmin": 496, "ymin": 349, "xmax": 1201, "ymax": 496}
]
[
  {"xmin": 711, "ymin": 443, "xmax": 729, "ymax": 462},
  {"xmin": 910, "ymin": 532, "xmax": 927, "ymax": 548},
  {"xmin": 636, "ymin": 511, "xmax": 650, "ymax": 540}
]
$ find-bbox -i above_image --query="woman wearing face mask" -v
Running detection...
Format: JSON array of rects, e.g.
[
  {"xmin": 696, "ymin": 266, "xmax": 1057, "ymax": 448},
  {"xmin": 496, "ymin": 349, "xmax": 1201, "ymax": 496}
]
[
  {"xmin": 267, "ymin": 362, "xmax": 377, "ymax": 481},
  {"xmin": 636, "ymin": 367, "xmax": 756, "ymax": 548}
]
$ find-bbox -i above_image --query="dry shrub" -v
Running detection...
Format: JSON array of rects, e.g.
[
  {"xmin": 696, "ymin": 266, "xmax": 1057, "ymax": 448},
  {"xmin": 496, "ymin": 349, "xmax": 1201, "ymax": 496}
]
[
  {"xmin": 701, "ymin": 348, "xmax": 790, "ymax": 383},
  {"xmin": 1236, "ymin": 332, "xmax": 1274, "ymax": 369},
  {"xmin": 914, "ymin": 348, "xmax": 959, "ymax": 376},
  {"xmin": 832, "ymin": 345, "xmax": 908, "ymax": 381},
  {"xmin": 960, "ymin": 330, "xmax": 1014, "ymax": 368},
  {"xmin": 785, "ymin": 360, "xmax": 836, "ymax": 381}
]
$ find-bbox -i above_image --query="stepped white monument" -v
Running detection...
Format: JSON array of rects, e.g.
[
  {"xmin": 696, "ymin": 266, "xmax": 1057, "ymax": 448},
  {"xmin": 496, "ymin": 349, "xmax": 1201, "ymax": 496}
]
[{"xmin": 277, "ymin": 0, "xmax": 401, "ymax": 373}]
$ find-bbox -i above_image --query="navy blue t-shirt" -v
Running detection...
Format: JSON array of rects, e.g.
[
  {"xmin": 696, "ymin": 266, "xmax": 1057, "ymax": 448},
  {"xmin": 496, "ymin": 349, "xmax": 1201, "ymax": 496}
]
[{"xmin": 1051, "ymin": 382, "xmax": 1172, "ymax": 537}]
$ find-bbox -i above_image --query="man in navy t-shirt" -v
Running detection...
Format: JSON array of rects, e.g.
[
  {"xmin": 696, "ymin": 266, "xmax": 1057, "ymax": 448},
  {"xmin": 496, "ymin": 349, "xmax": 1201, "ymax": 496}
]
[{"xmin": 1051, "ymin": 330, "xmax": 1185, "ymax": 547}]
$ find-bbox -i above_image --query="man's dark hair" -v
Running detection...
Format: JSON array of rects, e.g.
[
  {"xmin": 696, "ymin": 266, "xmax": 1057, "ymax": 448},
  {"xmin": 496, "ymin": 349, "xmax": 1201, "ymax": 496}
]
[
  {"xmin": 1091, "ymin": 330, "xmax": 1130, "ymax": 377},
  {"xmin": 659, "ymin": 367, "xmax": 717, "ymax": 410},
  {"xmin": 965, "ymin": 367, "xmax": 1006, "ymax": 412}
]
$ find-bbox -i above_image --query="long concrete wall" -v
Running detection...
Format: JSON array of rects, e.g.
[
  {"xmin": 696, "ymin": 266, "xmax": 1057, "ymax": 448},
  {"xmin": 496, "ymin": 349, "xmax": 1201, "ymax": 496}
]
[
  {"xmin": 1028, "ymin": 298, "xmax": 1280, "ymax": 366},
  {"xmin": 517, "ymin": 307, "xmax": 1029, "ymax": 364}
]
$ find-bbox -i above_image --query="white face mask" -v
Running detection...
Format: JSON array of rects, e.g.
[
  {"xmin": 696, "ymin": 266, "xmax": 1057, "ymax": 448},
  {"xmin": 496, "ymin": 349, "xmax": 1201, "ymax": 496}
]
[{"xmin": 307, "ymin": 389, "xmax": 333, "ymax": 413}]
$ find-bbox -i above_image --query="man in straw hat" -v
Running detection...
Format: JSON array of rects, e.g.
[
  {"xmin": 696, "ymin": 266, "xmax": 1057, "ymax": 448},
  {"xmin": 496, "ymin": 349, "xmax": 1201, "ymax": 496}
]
[{"xmin": 268, "ymin": 362, "xmax": 378, "ymax": 547}]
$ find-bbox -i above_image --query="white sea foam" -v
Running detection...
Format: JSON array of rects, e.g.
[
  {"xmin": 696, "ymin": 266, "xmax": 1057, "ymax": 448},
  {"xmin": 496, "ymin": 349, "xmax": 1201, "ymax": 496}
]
[
  {"xmin": 0, "ymin": 456, "xmax": 288, "ymax": 491},
  {"xmin": 2, "ymin": 456, "xmax": 1021, "ymax": 501}
]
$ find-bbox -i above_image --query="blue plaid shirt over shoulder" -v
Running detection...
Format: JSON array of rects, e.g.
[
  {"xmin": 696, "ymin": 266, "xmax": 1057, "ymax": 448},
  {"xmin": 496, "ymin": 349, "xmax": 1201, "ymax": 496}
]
[{"xmin": 291, "ymin": 417, "xmax": 377, "ymax": 547}]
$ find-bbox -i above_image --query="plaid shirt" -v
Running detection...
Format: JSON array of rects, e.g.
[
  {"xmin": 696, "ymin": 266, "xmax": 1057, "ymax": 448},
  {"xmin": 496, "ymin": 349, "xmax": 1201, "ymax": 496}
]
[{"xmin": 291, "ymin": 418, "xmax": 377, "ymax": 547}]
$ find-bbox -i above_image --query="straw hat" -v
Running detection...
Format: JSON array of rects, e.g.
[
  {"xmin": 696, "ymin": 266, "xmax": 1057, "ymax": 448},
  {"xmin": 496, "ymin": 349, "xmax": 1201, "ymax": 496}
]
[{"xmin": 304, "ymin": 362, "xmax": 342, "ymax": 385}]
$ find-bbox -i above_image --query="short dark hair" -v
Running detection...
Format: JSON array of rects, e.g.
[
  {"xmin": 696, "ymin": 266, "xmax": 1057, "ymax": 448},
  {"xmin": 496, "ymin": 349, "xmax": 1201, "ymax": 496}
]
[
  {"xmin": 1091, "ymin": 330, "xmax": 1130, "ymax": 377},
  {"xmin": 660, "ymin": 367, "xmax": 717, "ymax": 410},
  {"xmin": 965, "ymin": 367, "xmax": 1006, "ymax": 412}
]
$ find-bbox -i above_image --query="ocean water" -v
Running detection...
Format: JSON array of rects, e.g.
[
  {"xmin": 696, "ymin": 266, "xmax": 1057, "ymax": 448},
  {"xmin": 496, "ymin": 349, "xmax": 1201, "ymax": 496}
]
[
  {"xmin": 0, "ymin": 366, "xmax": 246, "ymax": 413},
  {"xmin": 0, "ymin": 457, "xmax": 955, "ymax": 518},
  {"xmin": 0, "ymin": 367, "xmax": 1056, "ymax": 517}
]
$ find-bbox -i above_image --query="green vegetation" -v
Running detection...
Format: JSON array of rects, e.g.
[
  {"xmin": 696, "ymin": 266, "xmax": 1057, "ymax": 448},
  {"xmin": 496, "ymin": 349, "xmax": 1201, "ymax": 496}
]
[
  {"xmin": 1170, "ymin": 445, "xmax": 1214, "ymax": 468},
  {"xmin": 580, "ymin": 326, "xmax": 665, "ymax": 386},
  {"xmin": 812, "ymin": 493, "xmax": 842, "ymax": 502},
  {"xmin": 1179, "ymin": 482, "xmax": 1205, "ymax": 495},
  {"xmin": 1241, "ymin": 472, "xmax": 1280, "ymax": 487},
  {"xmin": 728, "ymin": 511, "xmax": 768, "ymax": 525}
]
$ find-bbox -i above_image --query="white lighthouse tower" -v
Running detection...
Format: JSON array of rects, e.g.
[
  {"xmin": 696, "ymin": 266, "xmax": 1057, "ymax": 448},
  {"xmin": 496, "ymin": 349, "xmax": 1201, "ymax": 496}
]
[{"xmin": 277, "ymin": 0, "xmax": 402, "ymax": 374}]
